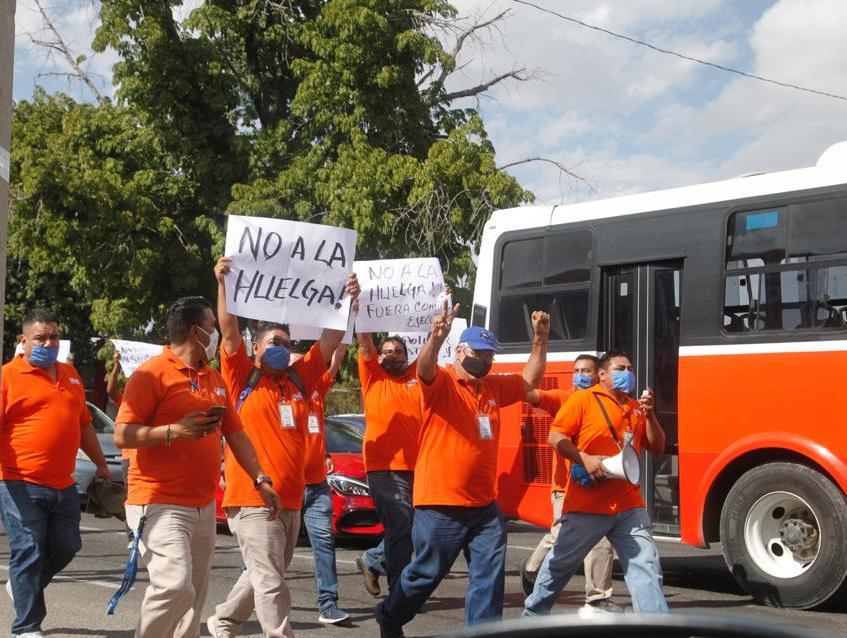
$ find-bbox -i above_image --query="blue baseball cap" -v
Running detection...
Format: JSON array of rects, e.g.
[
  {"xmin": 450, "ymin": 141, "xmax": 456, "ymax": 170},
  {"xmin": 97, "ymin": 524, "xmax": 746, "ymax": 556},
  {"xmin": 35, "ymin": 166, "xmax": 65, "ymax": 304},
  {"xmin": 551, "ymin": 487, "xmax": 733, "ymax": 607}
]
[{"xmin": 459, "ymin": 326, "xmax": 499, "ymax": 352}]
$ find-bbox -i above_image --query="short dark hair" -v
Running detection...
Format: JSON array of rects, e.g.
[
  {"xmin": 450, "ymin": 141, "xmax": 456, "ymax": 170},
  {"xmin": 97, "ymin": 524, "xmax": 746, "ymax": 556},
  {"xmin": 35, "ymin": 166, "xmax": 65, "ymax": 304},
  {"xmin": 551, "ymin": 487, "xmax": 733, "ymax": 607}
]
[
  {"xmin": 253, "ymin": 321, "xmax": 290, "ymax": 341},
  {"xmin": 599, "ymin": 350, "xmax": 631, "ymax": 372},
  {"xmin": 166, "ymin": 296, "xmax": 213, "ymax": 344},
  {"xmin": 574, "ymin": 354, "xmax": 600, "ymax": 368},
  {"xmin": 22, "ymin": 308, "xmax": 58, "ymax": 331},
  {"xmin": 380, "ymin": 336, "xmax": 407, "ymax": 356}
]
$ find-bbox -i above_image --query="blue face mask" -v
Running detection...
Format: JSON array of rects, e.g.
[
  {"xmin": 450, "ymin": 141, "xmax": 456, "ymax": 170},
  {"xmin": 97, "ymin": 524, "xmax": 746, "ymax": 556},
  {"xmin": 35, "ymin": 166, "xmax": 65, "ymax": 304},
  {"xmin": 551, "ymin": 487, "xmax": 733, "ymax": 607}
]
[
  {"xmin": 611, "ymin": 369, "xmax": 636, "ymax": 394},
  {"xmin": 262, "ymin": 345, "xmax": 291, "ymax": 371},
  {"xmin": 29, "ymin": 345, "xmax": 59, "ymax": 369},
  {"xmin": 573, "ymin": 373, "xmax": 594, "ymax": 390}
]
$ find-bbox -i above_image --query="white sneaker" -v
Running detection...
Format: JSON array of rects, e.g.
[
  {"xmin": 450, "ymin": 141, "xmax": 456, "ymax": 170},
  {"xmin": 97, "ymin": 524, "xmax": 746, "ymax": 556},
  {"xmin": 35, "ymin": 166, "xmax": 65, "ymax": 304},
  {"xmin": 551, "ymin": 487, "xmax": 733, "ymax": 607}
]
[
  {"xmin": 578, "ymin": 599, "xmax": 624, "ymax": 617},
  {"xmin": 5, "ymin": 580, "xmax": 12, "ymax": 602},
  {"xmin": 206, "ymin": 615, "xmax": 235, "ymax": 638},
  {"xmin": 13, "ymin": 632, "xmax": 45, "ymax": 637}
]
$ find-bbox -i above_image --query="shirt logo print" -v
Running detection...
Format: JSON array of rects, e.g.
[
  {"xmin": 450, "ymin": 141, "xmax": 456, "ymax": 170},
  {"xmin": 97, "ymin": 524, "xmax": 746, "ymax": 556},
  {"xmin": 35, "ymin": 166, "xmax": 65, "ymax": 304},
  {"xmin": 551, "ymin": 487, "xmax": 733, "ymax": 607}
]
[
  {"xmin": 292, "ymin": 392, "xmax": 305, "ymax": 401},
  {"xmin": 215, "ymin": 387, "xmax": 227, "ymax": 396}
]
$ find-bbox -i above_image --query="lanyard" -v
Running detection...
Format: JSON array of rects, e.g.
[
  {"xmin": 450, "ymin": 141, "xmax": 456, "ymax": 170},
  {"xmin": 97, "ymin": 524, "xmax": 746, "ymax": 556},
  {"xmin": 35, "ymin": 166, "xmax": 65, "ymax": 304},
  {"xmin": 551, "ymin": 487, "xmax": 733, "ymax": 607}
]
[
  {"xmin": 107, "ymin": 513, "xmax": 147, "ymax": 614},
  {"xmin": 592, "ymin": 393, "xmax": 634, "ymax": 450}
]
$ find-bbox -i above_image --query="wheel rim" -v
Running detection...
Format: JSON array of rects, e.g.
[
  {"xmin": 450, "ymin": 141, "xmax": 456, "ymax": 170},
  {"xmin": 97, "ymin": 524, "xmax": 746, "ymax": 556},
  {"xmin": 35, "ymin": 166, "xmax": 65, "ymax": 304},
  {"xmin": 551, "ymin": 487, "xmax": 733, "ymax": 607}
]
[{"xmin": 744, "ymin": 491, "xmax": 820, "ymax": 579}]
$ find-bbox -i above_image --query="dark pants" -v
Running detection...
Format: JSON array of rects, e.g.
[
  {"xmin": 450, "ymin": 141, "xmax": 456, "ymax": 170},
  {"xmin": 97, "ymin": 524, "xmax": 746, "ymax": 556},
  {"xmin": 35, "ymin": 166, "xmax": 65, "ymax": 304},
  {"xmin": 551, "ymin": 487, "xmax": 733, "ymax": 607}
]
[
  {"xmin": 378, "ymin": 501, "xmax": 507, "ymax": 628},
  {"xmin": 0, "ymin": 480, "xmax": 82, "ymax": 635},
  {"xmin": 366, "ymin": 470, "xmax": 414, "ymax": 594}
]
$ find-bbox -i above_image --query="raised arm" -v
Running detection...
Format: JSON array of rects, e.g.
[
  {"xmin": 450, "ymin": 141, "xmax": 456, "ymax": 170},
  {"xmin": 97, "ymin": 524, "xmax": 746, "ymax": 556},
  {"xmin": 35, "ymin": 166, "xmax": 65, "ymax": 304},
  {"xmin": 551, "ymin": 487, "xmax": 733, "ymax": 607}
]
[
  {"xmin": 522, "ymin": 311, "xmax": 550, "ymax": 392},
  {"xmin": 639, "ymin": 388, "xmax": 667, "ymax": 455},
  {"xmin": 356, "ymin": 331, "xmax": 377, "ymax": 360},
  {"xmin": 328, "ymin": 343, "xmax": 349, "ymax": 379},
  {"xmin": 215, "ymin": 257, "xmax": 243, "ymax": 355},
  {"xmin": 418, "ymin": 302, "xmax": 460, "ymax": 384},
  {"xmin": 106, "ymin": 350, "xmax": 123, "ymax": 404},
  {"xmin": 318, "ymin": 273, "xmax": 360, "ymax": 365}
]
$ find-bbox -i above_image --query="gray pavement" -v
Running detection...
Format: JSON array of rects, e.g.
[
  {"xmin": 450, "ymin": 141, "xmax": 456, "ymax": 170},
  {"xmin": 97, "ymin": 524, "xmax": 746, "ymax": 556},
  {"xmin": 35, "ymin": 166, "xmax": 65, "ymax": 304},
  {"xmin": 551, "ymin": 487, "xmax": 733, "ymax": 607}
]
[{"xmin": 1, "ymin": 513, "xmax": 845, "ymax": 637}]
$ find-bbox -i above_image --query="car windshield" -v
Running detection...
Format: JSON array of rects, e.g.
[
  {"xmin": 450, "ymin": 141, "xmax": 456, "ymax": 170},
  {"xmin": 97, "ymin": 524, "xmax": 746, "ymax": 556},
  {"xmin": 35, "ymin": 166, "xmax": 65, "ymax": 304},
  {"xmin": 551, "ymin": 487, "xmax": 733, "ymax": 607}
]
[
  {"xmin": 325, "ymin": 415, "xmax": 364, "ymax": 454},
  {"xmin": 87, "ymin": 402, "xmax": 115, "ymax": 434}
]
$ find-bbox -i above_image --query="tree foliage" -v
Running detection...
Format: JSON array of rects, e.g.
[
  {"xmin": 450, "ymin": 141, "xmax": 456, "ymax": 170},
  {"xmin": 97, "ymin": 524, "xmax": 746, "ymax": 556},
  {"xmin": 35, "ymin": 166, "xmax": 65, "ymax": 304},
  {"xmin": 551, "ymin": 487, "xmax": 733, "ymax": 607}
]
[{"xmin": 7, "ymin": 0, "xmax": 532, "ymax": 366}]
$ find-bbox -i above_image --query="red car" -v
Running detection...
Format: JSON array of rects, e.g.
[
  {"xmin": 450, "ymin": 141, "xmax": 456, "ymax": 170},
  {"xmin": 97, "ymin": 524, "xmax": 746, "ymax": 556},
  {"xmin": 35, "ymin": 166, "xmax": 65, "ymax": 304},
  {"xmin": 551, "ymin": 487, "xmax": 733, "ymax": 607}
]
[{"xmin": 215, "ymin": 414, "xmax": 384, "ymax": 538}]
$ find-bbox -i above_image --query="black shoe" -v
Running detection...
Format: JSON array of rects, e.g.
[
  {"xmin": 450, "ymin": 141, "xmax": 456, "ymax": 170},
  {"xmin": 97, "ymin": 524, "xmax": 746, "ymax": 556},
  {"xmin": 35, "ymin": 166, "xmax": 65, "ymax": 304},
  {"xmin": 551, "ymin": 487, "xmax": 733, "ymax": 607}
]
[
  {"xmin": 519, "ymin": 560, "xmax": 536, "ymax": 598},
  {"xmin": 375, "ymin": 607, "xmax": 404, "ymax": 638}
]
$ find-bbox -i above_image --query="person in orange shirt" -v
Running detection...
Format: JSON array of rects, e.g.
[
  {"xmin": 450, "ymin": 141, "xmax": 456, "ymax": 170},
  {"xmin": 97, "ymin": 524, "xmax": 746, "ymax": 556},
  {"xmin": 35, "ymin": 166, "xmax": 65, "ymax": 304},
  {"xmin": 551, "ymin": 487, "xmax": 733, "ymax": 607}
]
[
  {"xmin": 374, "ymin": 306, "xmax": 549, "ymax": 638},
  {"xmin": 523, "ymin": 351, "xmax": 669, "ymax": 615},
  {"xmin": 205, "ymin": 257, "xmax": 359, "ymax": 638},
  {"xmin": 297, "ymin": 344, "xmax": 352, "ymax": 625},
  {"xmin": 354, "ymin": 331, "xmax": 420, "ymax": 599},
  {"xmin": 114, "ymin": 296, "xmax": 280, "ymax": 638},
  {"xmin": 0, "ymin": 308, "xmax": 111, "ymax": 638},
  {"xmin": 519, "ymin": 354, "xmax": 620, "ymax": 614}
]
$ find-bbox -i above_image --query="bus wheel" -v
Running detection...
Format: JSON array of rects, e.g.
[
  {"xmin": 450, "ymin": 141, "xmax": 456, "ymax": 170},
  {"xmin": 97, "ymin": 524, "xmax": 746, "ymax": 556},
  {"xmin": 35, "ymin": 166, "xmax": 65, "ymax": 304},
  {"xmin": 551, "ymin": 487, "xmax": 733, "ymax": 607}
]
[{"xmin": 720, "ymin": 462, "xmax": 847, "ymax": 609}]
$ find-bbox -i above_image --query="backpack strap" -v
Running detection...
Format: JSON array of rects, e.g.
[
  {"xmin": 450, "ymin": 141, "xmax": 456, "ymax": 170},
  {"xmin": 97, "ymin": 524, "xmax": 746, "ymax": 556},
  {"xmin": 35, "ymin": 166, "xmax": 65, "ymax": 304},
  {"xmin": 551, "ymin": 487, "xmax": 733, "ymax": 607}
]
[{"xmin": 236, "ymin": 367, "xmax": 263, "ymax": 412}]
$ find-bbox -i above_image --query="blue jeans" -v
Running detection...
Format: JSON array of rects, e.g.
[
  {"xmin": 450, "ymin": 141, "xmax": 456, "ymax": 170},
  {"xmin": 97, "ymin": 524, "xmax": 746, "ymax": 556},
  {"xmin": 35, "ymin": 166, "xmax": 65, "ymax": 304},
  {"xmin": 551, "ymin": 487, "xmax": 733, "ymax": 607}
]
[
  {"xmin": 524, "ymin": 507, "xmax": 668, "ymax": 615},
  {"xmin": 378, "ymin": 502, "xmax": 507, "ymax": 627},
  {"xmin": 366, "ymin": 470, "xmax": 413, "ymax": 592},
  {"xmin": 302, "ymin": 481, "xmax": 339, "ymax": 610},
  {"xmin": 0, "ymin": 480, "xmax": 82, "ymax": 635}
]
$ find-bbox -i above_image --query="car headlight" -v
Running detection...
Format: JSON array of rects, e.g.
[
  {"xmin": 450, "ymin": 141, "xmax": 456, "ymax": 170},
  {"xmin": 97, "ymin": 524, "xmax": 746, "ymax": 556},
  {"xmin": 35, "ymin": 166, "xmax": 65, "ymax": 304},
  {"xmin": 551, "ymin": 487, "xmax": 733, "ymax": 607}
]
[{"xmin": 327, "ymin": 474, "xmax": 370, "ymax": 497}]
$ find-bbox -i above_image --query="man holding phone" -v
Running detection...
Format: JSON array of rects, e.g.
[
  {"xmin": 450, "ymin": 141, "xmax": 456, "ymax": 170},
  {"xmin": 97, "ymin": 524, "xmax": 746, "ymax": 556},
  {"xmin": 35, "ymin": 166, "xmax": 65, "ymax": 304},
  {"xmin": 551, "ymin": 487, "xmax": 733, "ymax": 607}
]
[{"xmin": 114, "ymin": 296, "xmax": 279, "ymax": 638}]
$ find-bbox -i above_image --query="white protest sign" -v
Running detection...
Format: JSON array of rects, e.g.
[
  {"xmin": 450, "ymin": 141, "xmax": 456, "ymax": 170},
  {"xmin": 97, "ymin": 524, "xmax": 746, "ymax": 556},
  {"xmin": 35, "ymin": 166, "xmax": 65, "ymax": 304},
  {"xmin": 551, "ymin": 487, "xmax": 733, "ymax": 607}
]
[
  {"xmin": 289, "ymin": 309, "xmax": 355, "ymax": 345},
  {"xmin": 353, "ymin": 258, "xmax": 445, "ymax": 332},
  {"xmin": 14, "ymin": 339, "xmax": 72, "ymax": 363},
  {"xmin": 399, "ymin": 318, "xmax": 467, "ymax": 365},
  {"xmin": 111, "ymin": 339, "xmax": 164, "ymax": 378},
  {"xmin": 224, "ymin": 215, "xmax": 357, "ymax": 331}
]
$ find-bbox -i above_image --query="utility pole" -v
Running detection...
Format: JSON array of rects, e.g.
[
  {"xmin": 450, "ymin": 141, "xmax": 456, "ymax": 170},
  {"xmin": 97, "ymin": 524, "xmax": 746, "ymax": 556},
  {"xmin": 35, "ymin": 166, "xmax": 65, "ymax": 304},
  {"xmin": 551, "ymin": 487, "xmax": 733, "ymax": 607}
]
[{"xmin": 0, "ymin": 0, "xmax": 15, "ymax": 369}]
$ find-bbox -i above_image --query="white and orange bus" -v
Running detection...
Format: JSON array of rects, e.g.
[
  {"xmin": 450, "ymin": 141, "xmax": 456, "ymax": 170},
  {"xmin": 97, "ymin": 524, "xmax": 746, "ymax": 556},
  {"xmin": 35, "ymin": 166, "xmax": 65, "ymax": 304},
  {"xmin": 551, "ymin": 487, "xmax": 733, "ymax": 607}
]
[{"xmin": 475, "ymin": 142, "xmax": 847, "ymax": 609}]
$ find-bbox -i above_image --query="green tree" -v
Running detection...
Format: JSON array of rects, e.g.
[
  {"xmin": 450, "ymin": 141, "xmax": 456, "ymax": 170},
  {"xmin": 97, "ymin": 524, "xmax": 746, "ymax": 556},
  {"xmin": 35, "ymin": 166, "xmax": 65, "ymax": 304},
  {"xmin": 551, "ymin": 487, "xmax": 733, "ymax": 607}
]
[{"xmin": 7, "ymin": 1, "xmax": 533, "ymax": 371}]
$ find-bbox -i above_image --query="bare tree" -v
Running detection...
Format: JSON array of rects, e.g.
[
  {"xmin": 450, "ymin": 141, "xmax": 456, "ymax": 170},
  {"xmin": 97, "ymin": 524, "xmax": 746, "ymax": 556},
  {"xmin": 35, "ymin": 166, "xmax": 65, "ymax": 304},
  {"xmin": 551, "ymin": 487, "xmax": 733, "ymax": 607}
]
[{"xmin": 26, "ymin": 0, "xmax": 106, "ymax": 103}]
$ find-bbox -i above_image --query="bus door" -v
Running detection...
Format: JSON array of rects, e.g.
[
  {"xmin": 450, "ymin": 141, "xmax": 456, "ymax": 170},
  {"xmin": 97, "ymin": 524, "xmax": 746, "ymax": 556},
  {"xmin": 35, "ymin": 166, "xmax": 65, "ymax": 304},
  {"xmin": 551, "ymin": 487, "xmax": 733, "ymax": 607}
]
[{"xmin": 600, "ymin": 261, "xmax": 681, "ymax": 535}]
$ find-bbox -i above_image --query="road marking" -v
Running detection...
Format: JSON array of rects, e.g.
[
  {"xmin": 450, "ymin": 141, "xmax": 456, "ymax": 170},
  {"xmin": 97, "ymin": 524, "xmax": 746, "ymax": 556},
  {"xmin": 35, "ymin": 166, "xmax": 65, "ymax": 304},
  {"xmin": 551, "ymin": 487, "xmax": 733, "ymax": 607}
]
[
  {"xmin": 0, "ymin": 564, "xmax": 117, "ymax": 590},
  {"xmin": 292, "ymin": 552, "xmax": 357, "ymax": 566}
]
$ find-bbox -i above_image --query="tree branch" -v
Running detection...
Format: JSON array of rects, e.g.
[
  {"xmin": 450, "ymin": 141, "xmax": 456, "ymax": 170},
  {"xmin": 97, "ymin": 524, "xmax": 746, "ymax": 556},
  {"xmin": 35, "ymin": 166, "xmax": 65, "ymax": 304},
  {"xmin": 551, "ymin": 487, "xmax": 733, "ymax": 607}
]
[
  {"xmin": 497, "ymin": 157, "xmax": 596, "ymax": 193},
  {"xmin": 31, "ymin": 0, "xmax": 106, "ymax": 103},
  {"xmin": 437, "ymin": 68, "xmax": 528, "ymax": 103}
]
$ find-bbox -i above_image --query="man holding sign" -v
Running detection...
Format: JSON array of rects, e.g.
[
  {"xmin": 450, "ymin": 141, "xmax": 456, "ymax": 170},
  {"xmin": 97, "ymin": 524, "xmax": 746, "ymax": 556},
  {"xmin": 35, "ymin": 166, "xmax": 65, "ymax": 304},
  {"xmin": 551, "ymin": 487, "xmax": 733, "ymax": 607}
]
[
  {"xmin": 374, "ymin": 307, "xmax": 549, "ymax": 637},
  {"xmin": 206, "ymin": 257, "xmax": 359, "ymax": 638}
]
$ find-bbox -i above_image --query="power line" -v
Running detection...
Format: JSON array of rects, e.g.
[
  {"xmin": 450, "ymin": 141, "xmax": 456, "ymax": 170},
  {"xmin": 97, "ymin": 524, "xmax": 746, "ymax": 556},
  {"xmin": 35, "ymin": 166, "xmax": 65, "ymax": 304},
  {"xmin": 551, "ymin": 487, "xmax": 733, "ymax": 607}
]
[{"xmin": 511, "ymin": 0, "xmax": 847, "ymax": 103}]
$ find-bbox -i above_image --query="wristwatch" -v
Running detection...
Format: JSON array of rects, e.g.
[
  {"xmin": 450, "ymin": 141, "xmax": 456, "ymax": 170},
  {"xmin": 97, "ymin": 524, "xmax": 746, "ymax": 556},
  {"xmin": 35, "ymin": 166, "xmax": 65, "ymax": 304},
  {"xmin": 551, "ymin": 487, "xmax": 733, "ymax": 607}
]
[{"xmin": 253, "ymin": 475, "xmax": 273, "ymax": 490}]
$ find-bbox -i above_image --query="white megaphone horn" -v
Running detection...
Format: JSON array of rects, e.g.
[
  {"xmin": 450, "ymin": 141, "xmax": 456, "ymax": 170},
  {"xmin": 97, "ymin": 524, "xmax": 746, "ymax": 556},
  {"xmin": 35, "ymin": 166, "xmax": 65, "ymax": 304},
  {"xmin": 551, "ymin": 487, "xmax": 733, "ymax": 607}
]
[{"xmin": 601, "ymin": 445, "xmax": 640, "ymax": 485}]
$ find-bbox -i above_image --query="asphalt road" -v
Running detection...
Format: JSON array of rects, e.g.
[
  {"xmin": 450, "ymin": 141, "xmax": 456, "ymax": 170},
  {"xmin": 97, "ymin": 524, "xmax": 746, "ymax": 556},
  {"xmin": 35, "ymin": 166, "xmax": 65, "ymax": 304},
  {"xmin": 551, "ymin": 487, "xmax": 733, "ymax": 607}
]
[{"xmin": 1, "ymin": 514, "xmax": 845, "ymax": 637}]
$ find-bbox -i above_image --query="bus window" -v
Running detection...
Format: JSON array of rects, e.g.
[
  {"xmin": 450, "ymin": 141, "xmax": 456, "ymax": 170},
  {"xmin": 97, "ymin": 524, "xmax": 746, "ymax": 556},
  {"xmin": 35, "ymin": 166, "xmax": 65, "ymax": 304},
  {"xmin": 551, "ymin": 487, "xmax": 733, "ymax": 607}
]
[
  {"xmin": 500, "ymin": 237, "xmax": 543, "ymax": 289},
  {"xmin": 495, "ymin": 229, "xmax": 593, "ymax": 344},
  {"xmin": 724, "ymin": 197, "xmax": 847, "ymax": 332},
  {"xmin": 543, "ymin": 230, "xmax": 592, "ymax": 285}
]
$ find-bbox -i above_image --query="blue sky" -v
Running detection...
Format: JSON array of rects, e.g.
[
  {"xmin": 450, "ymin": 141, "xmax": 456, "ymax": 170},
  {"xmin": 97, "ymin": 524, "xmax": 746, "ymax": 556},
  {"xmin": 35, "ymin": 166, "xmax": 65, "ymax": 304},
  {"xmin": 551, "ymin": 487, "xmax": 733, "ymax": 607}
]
[{"xmin": 13, "ymin": 0, "xmax": 847, "ymax": 204}]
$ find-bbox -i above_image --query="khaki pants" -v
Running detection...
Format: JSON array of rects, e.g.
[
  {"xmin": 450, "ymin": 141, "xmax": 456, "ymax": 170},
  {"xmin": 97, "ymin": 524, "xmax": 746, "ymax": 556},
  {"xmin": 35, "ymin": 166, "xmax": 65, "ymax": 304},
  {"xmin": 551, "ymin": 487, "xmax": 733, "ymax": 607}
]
[
  {"xmin": 125, "ymin": 502, "xmax": 216, "ymax": 638},
  {"xmin": 525, "ymin": 491, "xmax": 614, "ymax": 601},
  {"xmin": 213, "ymin": 507, "xmax": 300, "ymax": 638}
]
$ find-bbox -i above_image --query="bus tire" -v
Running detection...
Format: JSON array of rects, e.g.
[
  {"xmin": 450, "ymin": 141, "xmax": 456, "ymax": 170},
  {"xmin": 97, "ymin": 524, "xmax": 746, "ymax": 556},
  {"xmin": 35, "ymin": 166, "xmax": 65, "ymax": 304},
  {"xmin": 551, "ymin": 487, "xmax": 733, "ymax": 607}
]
[{"xmin": 719, "ymin": 462, "xmax": 847, "ymax": 609}]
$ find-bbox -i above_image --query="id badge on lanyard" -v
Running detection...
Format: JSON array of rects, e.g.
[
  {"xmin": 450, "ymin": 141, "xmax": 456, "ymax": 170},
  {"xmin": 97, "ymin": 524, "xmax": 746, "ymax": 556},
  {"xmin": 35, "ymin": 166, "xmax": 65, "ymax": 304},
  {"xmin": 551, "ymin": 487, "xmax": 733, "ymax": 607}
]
[
  {"xmin": 279, "ymin": 401, "xmax": 296, "ymax": 429},
  {"xmin": 307, "ymin": 412, "xmax": 321, "ymax": 434},
  {"xmin": 477, "ymin": 414, "xmax": 493, "ymax": 440}
]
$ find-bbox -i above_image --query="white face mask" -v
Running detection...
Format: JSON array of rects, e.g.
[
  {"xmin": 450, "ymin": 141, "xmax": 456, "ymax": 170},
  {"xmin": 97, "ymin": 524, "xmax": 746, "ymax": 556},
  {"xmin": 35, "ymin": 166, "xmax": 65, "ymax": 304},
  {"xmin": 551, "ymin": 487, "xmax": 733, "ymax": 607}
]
[{"xmin": 196, "ymin": 326, "xmax": 220, "ymax": 361}]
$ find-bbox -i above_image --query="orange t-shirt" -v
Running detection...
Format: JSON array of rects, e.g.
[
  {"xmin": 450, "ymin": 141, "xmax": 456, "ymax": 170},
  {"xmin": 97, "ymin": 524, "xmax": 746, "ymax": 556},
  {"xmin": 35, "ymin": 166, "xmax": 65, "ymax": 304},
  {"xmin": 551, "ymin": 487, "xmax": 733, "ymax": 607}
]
[
  {"xmin": 535, "ymin": 388, "xmax": 573, "ymax": 492},
  {"xmin": 413, "ymin": 366, "xmax": 525, "ymax": 507},
  {"xmin": 359, "ymin": 354, "xmax": 421, "ymax": 472},
  {"xmin": 221, "ymin": 341, "xmax": 326, "ymax": 509},
  {"xmin": 116, "ymin": 347, "xmax": 242, "ymax": 508},
  {"xmin": 304, "ymin": 371, "xmax": 334, "ymax": 485},
  {"xmin": 0, "ymin": 356, "xmax": 92, "ymax": 489},
  {"xmin": 550, "ymin": 384, "xmax": 647, "ymax": 515}
]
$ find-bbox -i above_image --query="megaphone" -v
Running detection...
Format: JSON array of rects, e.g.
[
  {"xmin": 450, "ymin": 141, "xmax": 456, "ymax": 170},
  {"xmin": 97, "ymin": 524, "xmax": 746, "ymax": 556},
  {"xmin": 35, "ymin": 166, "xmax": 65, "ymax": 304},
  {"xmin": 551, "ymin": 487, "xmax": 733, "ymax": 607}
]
[{"xmin": 601, "ymin": 445, "xmax": 640, "ymax": 485}]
